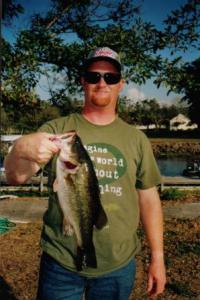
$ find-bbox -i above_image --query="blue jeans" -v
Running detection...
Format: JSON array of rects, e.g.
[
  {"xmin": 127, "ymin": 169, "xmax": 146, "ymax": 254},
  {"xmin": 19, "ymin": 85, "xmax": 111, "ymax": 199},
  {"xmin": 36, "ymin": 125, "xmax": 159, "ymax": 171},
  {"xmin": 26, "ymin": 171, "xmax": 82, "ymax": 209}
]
[{"xmin": 36, "ymin": 252, "xmax": 136, "ymax": 300}]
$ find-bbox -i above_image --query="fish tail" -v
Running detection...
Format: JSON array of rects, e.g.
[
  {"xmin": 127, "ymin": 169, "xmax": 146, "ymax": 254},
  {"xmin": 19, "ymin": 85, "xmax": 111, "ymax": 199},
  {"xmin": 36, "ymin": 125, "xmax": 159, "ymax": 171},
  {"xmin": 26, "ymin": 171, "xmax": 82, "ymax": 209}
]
[
  {"xmin": 85, "ymin": 242, "xmax": 97, "ymax": 269},
  {"xmin": 76, "ymin": 246, "xmax": 84, "ymax": 271},
  {"xmin": 76, "ymin": 243, "xmax": 97, "ymax": 271}
]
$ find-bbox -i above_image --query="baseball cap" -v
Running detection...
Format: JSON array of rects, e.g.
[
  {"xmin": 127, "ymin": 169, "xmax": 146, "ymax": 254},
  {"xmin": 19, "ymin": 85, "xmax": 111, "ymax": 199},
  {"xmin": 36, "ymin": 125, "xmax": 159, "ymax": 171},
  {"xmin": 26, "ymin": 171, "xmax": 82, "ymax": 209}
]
[{"xmin": 81, "ymin": 47, "xmax": 122, "ymax": 72}]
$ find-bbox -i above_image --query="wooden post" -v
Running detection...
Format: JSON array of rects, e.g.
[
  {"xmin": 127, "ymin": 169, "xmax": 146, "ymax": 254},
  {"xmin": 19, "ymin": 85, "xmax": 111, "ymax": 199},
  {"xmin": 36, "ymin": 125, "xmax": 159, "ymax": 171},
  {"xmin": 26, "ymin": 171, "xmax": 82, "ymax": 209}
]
[{"xmin": 39, "ymin": 170, "xmax": 44, "ymax": 193}]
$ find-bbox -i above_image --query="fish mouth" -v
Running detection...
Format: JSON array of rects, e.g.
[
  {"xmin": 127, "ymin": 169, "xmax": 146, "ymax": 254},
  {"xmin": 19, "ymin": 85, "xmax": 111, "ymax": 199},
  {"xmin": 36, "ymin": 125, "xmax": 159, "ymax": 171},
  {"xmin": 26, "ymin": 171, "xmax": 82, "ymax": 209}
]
[{"xmin": 64, "ymin": 161, "xmax": 78, "ymax": 170}]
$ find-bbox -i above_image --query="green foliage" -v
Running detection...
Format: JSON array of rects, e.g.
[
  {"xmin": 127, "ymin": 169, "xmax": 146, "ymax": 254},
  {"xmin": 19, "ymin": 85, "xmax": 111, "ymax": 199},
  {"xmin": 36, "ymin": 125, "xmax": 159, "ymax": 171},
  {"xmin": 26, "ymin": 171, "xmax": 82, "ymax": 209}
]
[
  {"xmin": 154, "ymin": 0, "xmax": 200, "ymax": 127},
  {"xmin": 164, "ymin": 0, "xmax": 200, "ymax": 52},
  {"xmin": 2, "ymin": 0, "xmax": 200, "ymax": 131},
  {"xmin": 2, "ymin": 0, "xmax": 24, "ymax": 25},
  {"xmin": 37, "ymin": 104, "xmax": 61, "ymax": 125},
  {"xmin": 13, "ymin": 102, "xmax": 61, "ymax": 133},
  {"xmin": 1, "ymin": 95, "xmax": 83, "ymax": 133},
  {"xmin": 160, "ymin": 188, "xmax": 186, "ymax": 200},
  {"xmin": 49, "ymin": 91, "xmax": 83, "ymax": 116},
  {"xmin": 2, "ymin": 37, "xmax": 42, "ymax": 129},
  {"xmin": 155, "ymin": 58, "xmax": 200, "ymax": 128},
  {"xmin": 0, "ymin": 107, "xmax": 11, "ymax": 133},
  {"xmin": 118, "ymin": 98, "xmax": 187, "ymax": 128}
]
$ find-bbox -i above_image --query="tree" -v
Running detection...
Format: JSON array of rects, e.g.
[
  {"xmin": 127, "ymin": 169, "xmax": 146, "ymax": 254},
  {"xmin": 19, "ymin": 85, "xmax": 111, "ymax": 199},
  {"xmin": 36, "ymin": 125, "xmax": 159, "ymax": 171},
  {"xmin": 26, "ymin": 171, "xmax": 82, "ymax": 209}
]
[
  {"xmin": 129, "ymin": 99, "xmax": 161, "ymax": 128},
  {"xmin": 14, "ymin": 102, "xmax": 61, "ymax": 133},
  {"xmin": 155, "ymin": 58, "xmax": 200, "ymax": 128},
  {"xmin": 117, "ymin": 96, "xmax": 134, "ymax": 123},
  {"xmin": 127, "ymin": 99, "xmax": 187, "ymax": 129},
  {"xmin": 173, "ymin": 59, "xmax": 200, "ymax": 127},
  {"xmin": 0, "ymin": 106, "xmax": 12, "ymax": 133},
  {"xmin": 2, "ymin": 0, "xmax": 23, "ymax": 21},
  {"xmin": 1, "ymin": 38, "xmax": 42, "ymax": 125},
  {"xmin": 25, "ymin": 0, "xmax": 199, "ymax": 87},
  {"xmin": 2, "ymin": 0, "xmax": 200, "ymax": 131},
  {"xmin": 142, "ymin": 99, "xmax": 161, "ymax": 128},
  {"xmin": 163, "ymin": 0, "xmax": 200, "ymax": 53},
  {"xmin": 154, "ymin": 0, "xmax": 200, "ymax": 128},
  {"xmin": 2, "ymin": 0, "xmax": 168, "ymax": 116},
  {"xmin": 159, "ymin": 104, "xmax": 184, "ymax": 129},
  {"xmin": 129, "ymin": 101, "xmax": 145, "ymax": 125},
  {"xmin": 49, "ymin": 90, "xmax": 83, "ymax": 116},
  {"xmin": 13, "ymin": 0, "xmax": 184, "ymax": 91}
]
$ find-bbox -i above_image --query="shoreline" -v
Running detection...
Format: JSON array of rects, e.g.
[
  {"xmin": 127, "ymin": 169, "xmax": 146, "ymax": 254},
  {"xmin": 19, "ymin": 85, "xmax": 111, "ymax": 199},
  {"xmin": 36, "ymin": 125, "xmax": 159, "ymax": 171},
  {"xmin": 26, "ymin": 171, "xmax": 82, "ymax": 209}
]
[{"xmin": 150, "ymin": 140, "xmax": 200, "ymax": 158}]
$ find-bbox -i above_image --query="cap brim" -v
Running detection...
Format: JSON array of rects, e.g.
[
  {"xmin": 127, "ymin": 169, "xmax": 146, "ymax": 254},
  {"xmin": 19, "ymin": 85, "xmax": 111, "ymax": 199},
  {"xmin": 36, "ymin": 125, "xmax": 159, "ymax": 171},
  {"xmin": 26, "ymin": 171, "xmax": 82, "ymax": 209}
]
[{"xmin": 82, "ymin": 56, "xmax": 121, "ymax": 72}]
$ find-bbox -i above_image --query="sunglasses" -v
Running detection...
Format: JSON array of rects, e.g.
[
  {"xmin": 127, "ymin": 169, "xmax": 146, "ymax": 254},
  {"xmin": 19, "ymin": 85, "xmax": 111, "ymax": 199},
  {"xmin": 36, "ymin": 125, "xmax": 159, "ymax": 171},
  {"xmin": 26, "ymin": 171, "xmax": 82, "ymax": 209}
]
[{"xmin": 83, "ymin": 71, "xmax": 121, "ymax": 85}]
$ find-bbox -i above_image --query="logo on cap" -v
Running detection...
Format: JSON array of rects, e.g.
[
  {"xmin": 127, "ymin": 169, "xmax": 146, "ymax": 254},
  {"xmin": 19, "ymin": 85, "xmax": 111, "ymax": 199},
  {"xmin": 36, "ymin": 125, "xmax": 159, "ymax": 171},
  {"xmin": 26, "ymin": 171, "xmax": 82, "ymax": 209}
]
[
  {"xmin": 82, "ymin": 47, "xmax": 122, "ymax": 71},
  {"xmin": 93, "ymin": 48, "xmax": 116, "ymax": 59}
]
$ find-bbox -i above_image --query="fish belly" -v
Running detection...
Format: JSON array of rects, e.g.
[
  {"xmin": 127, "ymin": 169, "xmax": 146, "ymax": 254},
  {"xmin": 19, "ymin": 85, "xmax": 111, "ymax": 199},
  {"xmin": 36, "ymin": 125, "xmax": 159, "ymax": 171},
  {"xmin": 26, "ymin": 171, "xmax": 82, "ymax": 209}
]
[
  {"xmin": 55, "ymin": 158, "xmax": 100, "ymax": 270},
  {"xmin": 56, "ymin": 162, "xmax": 82, "ymax": 246},
  {"xmin": 72, "ymin": 163, "xmax": 97, "ymax": 270}
]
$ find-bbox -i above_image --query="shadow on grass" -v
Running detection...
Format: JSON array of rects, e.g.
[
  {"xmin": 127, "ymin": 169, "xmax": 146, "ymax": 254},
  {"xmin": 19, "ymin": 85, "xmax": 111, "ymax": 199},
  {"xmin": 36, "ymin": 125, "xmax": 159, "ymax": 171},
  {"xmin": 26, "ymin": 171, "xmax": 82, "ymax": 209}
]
[
  {"xmin": 166, "ymin": 281, "xmax": 198, "ymax": 298},
  {"xmin": 0, "ymin": 276, "xmax": 17, "ymax": 300}
]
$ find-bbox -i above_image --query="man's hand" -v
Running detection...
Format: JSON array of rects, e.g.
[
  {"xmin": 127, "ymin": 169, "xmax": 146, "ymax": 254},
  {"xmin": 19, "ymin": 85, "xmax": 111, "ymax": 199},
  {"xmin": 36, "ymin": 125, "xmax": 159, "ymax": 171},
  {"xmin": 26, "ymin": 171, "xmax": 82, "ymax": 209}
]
[
  {"xmin": 147, "ymin": 257, "xmax": 166, "ymax": 298},
  {"xmin": 17, "ymin": 132, "xmax": 60, "ymax": 164},
  {"xmin": 4, "ymin": 132, "xmax": 60, "ymax": 184}
]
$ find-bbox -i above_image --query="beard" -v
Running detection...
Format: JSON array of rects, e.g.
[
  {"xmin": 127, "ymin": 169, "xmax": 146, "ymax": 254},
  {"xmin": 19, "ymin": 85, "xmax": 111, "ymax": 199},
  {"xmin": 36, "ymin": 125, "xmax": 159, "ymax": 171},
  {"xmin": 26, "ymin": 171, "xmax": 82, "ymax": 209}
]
[{"xmin": 90, "ymin": 89, "xmax": 112, "ymax": 107}]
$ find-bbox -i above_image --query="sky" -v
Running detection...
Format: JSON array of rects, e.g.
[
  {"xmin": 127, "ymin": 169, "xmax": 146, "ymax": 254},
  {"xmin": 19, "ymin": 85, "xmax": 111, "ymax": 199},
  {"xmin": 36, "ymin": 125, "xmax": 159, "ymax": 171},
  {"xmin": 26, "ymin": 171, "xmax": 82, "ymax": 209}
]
[{"xmin": 3, "ymin": 0, "xmax": 199, "ymax": 105}]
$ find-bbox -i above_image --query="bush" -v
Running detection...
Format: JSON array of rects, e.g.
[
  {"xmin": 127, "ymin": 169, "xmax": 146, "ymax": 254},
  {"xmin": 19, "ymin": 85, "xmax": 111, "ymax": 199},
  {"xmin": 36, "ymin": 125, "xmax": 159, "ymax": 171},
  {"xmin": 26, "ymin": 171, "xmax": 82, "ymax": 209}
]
[{"xmin": 160, "ymin": 188, "xmax": 186, "ymax": 200}]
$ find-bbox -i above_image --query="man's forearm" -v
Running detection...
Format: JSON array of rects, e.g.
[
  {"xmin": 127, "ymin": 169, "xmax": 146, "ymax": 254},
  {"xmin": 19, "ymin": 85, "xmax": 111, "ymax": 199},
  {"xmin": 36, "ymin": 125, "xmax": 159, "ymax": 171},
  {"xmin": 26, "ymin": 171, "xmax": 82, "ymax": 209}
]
[
  {"xmin": 4, "ymin": 132, "xmax": 59, "ymax": 185},
  {"xmin": 138, "ymin": 187, "xmax": 164, "ymax": 260},
  {"xmin": 138, "ymin": 186, "xmax": 166, "ymax": 298},
  {"xmin": 4, "ymin": 150, "xmax": 40, "ymax": 185}
]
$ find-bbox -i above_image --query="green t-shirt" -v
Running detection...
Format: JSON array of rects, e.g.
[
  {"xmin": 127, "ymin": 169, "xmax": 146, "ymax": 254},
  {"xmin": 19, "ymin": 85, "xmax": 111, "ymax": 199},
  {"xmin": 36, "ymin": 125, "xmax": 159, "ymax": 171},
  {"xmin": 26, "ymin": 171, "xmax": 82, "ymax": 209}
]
[{"xmin": 38, "ymin": 113, "xmax": 161, "ymax": 276}]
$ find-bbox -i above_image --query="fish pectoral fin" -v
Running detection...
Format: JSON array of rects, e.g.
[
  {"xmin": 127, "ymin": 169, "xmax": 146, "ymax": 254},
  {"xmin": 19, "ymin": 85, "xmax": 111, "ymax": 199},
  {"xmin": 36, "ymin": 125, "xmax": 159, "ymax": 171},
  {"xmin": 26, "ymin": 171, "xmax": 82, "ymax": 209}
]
[
  {"xmin": 63, "ymin": 218, "xmax": 74, "ymax": 236},
  {"xmin": 53, "ymin": 178, "xmax": 59, "ymax": 192}
]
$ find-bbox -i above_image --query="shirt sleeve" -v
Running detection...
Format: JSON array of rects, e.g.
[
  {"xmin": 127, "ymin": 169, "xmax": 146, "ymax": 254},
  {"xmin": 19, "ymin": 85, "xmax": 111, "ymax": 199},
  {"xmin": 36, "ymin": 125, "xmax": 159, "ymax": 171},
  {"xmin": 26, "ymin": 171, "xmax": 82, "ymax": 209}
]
[
  {"xmin": 135, "ymin": 132, "xmax": 162, "ymax": 189},
  {"xmin": 37, "ymin": 121, "xmax": 57, "ymax": 134}
]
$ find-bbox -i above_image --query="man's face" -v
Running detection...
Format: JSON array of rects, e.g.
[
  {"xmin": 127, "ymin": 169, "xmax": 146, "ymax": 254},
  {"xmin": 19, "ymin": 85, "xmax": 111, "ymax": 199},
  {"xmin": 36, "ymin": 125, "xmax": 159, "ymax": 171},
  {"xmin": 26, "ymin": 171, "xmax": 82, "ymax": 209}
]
[{"xmin": 81, "ymin": 60, "xmax": 124, "ymax": 109}]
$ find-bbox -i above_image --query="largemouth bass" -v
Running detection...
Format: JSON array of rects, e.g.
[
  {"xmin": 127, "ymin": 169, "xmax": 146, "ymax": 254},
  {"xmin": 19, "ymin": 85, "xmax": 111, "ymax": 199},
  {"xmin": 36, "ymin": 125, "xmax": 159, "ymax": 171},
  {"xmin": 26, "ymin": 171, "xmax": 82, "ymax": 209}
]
[{"xmin": 52, "ymin": 131, "xmax": 107, "ymax": 271}]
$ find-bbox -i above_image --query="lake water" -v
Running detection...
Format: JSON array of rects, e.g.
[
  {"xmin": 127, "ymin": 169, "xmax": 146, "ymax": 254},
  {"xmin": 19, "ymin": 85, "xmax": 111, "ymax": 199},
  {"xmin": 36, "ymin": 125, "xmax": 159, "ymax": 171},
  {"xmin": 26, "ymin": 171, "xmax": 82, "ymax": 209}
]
[
  {"xmin": 0, "ymin": 155, "xmax": 193, "ymax": 177},
  {"xmin": 157, "ymin": 158, "xmax": 187, "ymax": 176}
]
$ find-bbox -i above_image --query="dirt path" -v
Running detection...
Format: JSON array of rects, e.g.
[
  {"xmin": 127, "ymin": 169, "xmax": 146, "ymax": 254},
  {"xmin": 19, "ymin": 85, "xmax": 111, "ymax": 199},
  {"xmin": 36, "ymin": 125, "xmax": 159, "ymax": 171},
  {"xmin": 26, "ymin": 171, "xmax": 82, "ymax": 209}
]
[
  {"xmin": 0, "ymin": 197, "xmax": 200, "ymax": 223},
  {"xmin": 0, "ymin": 195, "xmax": 199, "ymax": 300}
]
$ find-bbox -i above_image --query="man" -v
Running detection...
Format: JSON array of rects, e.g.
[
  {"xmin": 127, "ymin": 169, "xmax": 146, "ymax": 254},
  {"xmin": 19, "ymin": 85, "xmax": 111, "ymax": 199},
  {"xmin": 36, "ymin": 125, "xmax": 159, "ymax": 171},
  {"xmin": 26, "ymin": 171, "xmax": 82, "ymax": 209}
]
[{"xmin": 4, "ymin": 47, "xmax": 166, "ymax": 300}]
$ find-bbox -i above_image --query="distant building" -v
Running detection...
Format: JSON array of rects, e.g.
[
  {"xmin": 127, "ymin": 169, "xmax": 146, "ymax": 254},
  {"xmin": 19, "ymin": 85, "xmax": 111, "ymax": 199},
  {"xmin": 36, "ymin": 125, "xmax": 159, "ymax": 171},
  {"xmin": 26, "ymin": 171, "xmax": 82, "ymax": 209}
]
[
  {"xmin": 1, "ymin": 135, "xmax": 22, "ymax": 142},
  {"xmin": 136, "ymin": 124, "xmax": 166, "ymax": 130},
  {"xmin": 136, "ymin": 124, "xmax": 156, "ymax": 130},
  {"xmin": 170, "ymin": 114, "xmax": 198, "ymax": 131}
]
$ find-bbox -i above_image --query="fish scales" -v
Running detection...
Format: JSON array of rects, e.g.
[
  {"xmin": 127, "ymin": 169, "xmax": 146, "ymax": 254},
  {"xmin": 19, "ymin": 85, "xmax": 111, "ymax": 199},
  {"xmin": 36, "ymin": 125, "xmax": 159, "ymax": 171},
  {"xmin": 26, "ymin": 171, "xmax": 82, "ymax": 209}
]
[{"xmin": 53, "ymin": 131, "xmax": 107, "ymax": 271}]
